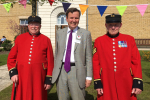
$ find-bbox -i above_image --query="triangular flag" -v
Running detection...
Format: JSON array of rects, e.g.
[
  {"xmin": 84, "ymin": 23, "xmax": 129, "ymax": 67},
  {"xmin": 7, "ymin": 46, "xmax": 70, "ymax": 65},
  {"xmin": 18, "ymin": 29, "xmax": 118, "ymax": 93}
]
[
  {"xmin": 116, "ymin": 6, "xmax": 127, "ymax": 16},
  {"xmin": 48, "ymin": 0, "xmax": 55, "ymax": 6},
  {"xmin": 79, "ymin": 4, "xmax": 89, "ymax": 15},
  {"xmin": 97, "ymin": 6, "xmax": 108, "ymax": 16},
  {"xmin": 3, "ymin": 3, "xmax": 11, "ymax": 12},
  {"xmin": 19, "ymin": 0, "xmax": 27, "ymax": 9},
  {"xmin": 62, "ymin": 2, "xmax": 71, "ymax": 12},
  {"xmin": 136, "ymin": 4, "xmax": 148, "ymax": 16}
]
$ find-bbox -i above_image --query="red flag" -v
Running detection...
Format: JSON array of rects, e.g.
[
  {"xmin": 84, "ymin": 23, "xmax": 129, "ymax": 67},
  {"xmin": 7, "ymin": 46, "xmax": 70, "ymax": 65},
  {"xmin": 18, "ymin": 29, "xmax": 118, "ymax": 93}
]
[{"xmin": 48, "ymin": 0, "xmax": 55, "ymax": 6}]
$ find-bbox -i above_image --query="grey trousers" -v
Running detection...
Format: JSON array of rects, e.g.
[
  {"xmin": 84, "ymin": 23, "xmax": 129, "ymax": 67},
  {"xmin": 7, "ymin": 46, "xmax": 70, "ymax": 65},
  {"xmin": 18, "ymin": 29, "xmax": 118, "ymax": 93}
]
[{"xmin": 56, "ymin": 64, "xmax": 85, "ymax": 100}]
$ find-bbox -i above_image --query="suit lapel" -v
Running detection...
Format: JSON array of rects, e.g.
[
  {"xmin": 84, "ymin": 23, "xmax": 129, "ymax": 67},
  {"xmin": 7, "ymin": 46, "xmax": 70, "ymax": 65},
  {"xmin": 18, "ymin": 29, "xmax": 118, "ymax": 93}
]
[
  {"xmin": 61, "ymin": 28, "xmax": 68, "ymax": 53},
  {"xmin": 74, "ymin": 27, "xmax": 83, "ymax": 51}
]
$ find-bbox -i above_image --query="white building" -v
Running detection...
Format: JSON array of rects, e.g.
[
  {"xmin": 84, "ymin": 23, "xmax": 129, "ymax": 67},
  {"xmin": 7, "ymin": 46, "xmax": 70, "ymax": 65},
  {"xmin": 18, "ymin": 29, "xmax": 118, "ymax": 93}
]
[{"xmin": 37, "ymin": 0, "xmax": 87, "ymax": 50}]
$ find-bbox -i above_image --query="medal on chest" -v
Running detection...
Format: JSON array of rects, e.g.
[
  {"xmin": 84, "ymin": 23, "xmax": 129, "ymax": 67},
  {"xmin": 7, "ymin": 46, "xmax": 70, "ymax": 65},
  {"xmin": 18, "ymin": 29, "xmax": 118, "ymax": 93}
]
[{"xmin": 118, "ymin": 41, "xmax": 127, "ymax": 48}]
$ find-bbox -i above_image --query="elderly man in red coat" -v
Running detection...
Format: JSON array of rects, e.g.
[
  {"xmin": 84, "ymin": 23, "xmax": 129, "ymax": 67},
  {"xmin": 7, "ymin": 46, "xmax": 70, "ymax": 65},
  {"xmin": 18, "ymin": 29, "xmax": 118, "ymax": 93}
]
[
  {"xmin": 93, "ymin": 13, "xmax": 143, "ymax": 100},
  {"xmin": 7, "ymin": 16, "xmax": 54, "ymax": 100}
]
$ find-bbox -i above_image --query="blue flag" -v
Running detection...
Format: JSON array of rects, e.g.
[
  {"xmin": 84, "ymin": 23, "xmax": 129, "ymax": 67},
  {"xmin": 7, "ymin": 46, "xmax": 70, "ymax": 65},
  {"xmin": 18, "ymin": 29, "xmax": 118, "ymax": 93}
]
[
  {"xmin": 62, "ymin": 2, "xmax": 71, "ymax": 12},
  {"xmin": 97, "ymin": 6, "xmax": 108, "ymax": 16}
]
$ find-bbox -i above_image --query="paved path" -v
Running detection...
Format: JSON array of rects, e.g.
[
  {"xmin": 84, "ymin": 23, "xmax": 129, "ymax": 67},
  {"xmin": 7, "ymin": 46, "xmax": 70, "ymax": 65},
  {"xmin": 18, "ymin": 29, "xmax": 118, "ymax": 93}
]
[{"xmin": 0, "ymin": 64, "xmax": 12, "ymax": 92}]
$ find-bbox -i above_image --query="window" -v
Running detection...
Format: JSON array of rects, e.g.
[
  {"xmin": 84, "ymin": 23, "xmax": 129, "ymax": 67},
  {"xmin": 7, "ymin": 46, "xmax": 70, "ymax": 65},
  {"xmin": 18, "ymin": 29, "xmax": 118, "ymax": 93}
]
[
  {"xmin": 19, "ymin": 19, "xmax": 28, "ymax": 34},
  {"xmin": 20, "ymin": 19, "xmax": 28, "ymax": 25},
  {"xmin": 57, "ymin": 14, "xmax": 67, "ymax": 25}
]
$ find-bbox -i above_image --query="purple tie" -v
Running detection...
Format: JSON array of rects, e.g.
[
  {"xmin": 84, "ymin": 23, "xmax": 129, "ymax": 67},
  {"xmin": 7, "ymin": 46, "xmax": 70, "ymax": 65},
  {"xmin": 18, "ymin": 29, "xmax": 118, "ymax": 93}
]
[{"xmin": 64, "ymin": 30, "xmax": 73, "ymax": 72}]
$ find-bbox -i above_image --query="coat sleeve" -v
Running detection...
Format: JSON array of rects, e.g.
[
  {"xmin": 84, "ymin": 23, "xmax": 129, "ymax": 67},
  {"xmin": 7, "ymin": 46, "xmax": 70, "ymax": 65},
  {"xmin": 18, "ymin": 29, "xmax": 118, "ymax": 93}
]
[
  {"xmin": 7, "ymin": 36, "xmax": 19, "ymax": 79},
  {"xmin": 44, "ymin": 38, "xmax": 54, "ymax": 85},
  {"xmin": 131, "ymin": 37, "xmax": 143, "ymax": 91},
  {"xmin": 92, "ymin": 39, "xmax": 103, "ymax": 89},
  {"xmin": 86, "ymin": 32, "xmax": 93, "ymax": 78}
]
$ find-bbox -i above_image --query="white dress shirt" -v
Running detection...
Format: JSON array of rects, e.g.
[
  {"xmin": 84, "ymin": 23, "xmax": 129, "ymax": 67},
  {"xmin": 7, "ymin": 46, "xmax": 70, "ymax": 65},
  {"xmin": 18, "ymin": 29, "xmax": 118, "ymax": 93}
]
[{"xmin": 63, "ymin": 27, "xmax": 92, "ymax": 80}]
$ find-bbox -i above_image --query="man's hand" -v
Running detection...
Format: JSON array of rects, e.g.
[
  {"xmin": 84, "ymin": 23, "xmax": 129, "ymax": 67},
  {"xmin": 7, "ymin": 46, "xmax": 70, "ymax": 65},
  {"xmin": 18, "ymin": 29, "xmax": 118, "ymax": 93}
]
[
  {"xmin": 11, "ymin": 75, "xmax": 18, "ymax": 83},
  {"xmin": 44, "ymin": 84, "xmax": 51, "ymax": 90},
  {"xmin": 85, "ymin": 80, "xmax": 92, "ymax": 88},
  {"xmin": 96, "ymin": 88, "xmax": 103, "ymax": 95},
  {"xmin": 132, "ymin": 88, "xmax": 142, "ymax": 95}
]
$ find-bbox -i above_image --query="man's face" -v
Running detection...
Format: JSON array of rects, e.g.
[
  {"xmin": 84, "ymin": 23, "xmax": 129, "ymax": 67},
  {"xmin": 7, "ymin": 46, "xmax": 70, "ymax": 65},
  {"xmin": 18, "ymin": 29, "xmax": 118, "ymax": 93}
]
[
  {"xmin": 66, "ymin": 11, "xmax": 80, "ymax": 30},
  {"xmin": 105, "ymin": 23, "xmax": 122, "ymax": 36},
  {"xmin": 28, "ymin": 22, "xmax": 41, "ymax": 35}
]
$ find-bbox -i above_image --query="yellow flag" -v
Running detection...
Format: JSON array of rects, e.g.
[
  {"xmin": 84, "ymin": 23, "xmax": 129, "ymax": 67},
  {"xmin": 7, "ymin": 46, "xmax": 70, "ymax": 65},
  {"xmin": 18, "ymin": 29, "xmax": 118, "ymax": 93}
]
[
  {"xmin": 3, "ymin": 3, "xmax": 11, "ymax": 12},
  {"xmin": 79, "ymin": 4, "xmax": 89, "ymax": 15}
]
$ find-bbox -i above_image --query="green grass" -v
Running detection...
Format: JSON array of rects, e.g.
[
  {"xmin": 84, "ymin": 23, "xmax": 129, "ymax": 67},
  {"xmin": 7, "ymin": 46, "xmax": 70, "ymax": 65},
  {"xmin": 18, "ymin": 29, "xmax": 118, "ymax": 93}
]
[
  {"xmin": 0, "ymin": 54, "xmax": 8, "ymax": 66},
  {"xmin": 0, "ymin": 84, "xmax": 12, "ymax": 100}
]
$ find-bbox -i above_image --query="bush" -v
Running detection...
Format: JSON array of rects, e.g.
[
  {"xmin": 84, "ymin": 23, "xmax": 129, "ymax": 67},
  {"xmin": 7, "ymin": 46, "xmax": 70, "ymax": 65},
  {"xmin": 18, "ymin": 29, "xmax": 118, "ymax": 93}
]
[
  {"xmin": 1, "ymin": 40, "xmax": 13, "ymax": 51},
  {"xmin": 141, "ymin": 51, "xmax": 150, "ymax": 61},
  {"xmin": 14, "ymin": 35, "xmax": 19, "ymax": 41}
]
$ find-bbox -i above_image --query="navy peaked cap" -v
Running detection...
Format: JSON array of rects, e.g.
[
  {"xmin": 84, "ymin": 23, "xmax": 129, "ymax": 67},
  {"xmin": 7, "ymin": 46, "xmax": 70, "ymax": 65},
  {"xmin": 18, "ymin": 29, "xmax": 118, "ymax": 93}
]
[
  {"xmin": 28, "ymin": 16, "xmax": 41, "ymax": 24},
  {"xmin": 106, "ymin": 13, "xmax": 121, "ymax": 23}
]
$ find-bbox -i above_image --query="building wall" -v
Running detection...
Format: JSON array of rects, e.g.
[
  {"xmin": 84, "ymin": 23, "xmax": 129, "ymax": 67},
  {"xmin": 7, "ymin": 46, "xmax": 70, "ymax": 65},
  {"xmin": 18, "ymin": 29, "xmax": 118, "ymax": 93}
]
[
  {"xmin": 38, "ymin": 0, "xmax": 87, "ymax": 50},
  {"xmin": 88, "ymin": 0, "xmax": 150, "ymax": 40},
  {"xmin": 0, "ymin": 3, "xmax": 32, "ymax": 41}
]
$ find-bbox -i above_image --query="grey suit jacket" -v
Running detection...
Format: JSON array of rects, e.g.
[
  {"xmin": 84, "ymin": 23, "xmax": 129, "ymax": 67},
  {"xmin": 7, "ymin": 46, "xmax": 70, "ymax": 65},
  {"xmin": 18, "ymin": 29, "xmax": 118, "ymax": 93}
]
[{"xmin": 52, "ymin": 27, "xmax": 93, "ymax": 88}]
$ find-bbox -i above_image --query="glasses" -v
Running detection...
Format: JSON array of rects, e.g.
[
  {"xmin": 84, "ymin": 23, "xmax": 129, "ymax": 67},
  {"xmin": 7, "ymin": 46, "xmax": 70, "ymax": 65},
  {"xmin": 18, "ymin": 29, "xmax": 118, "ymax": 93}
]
[{"xmin": 29, "ymin": 23, "xmax": 40, "ymax": 26}]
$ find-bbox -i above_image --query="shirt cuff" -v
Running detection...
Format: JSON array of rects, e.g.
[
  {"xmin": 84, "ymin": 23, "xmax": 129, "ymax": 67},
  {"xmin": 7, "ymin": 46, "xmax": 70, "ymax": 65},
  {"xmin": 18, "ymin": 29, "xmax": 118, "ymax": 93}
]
[{"xmin": 86, "ymin": 77, "xmax": 92, "ymax": 80}]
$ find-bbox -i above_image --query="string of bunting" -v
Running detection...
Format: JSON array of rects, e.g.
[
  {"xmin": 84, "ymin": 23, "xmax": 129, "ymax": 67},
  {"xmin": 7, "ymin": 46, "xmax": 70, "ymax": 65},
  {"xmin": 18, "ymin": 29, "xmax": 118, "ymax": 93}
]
[
  {"xmin": 1, "ymin": 0, "xmax": 149, "ymax": 17},
  {"xmin": 59, "ymin": 2, "xmax": 149, "ymax": 16}
]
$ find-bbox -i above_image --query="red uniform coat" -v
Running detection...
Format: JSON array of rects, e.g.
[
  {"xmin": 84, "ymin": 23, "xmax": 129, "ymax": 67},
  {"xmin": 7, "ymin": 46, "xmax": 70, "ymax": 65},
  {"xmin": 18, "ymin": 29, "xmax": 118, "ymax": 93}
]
[
  {"xmin": 93, "ymin": 33, "xmax": 143, "ymax": 100},
  {"xmin": 7, "ymin": 32, "xmax": 54, "ymax": 100}
]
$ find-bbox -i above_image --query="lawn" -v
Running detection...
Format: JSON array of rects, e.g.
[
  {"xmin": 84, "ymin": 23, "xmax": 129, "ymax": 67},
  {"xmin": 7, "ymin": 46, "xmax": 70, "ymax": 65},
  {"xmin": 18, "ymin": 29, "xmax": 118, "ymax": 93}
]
[
  {"xmin": 0, "ymin": 54, "xmax": 8, "ymax": 66},
  {"xmin": 0, "ymin": 51, "xmax": 150, "ymax": 100}
]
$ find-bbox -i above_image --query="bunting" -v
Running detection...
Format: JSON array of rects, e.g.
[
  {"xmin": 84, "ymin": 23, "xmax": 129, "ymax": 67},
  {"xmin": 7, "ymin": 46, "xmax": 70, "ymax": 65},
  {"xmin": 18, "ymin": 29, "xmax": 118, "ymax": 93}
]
[
  {"xmin": 116, "ymin": 6, "xmax": 127, "ymax": 16},
  {"xmin": 62, "ymin": 2, "xmax": 71, "ymax": 12},
  {"xmin": 19, "ymin": 0, "xmax": 27, "ymax": 8},
  {"xmin": 136, "ymin": 4, "xmax": 148, "ymax": 16},
  {"xmin": 0, "ymin": 1, "xmax": 150, "ymax": 17},
  {"xmin": 97, "ymin": 6, "xmax": 108, "ymax": 16},
  {"xmin": 48, "ymin": 0, "xmax": 55, "ymax": 6},
  {"xmin": 79, "ymin": 4, "xmax": 89, "ymax": 15},
  {"xmin": 3, "ymin": 3, "xmax": 11, "ymax": 12}
]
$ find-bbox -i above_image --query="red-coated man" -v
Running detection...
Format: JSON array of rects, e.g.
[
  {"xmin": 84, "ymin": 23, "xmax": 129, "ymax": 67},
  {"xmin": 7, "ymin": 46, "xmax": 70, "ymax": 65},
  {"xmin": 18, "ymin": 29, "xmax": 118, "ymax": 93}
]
[
  {"xmin": 93, "ymin": 13, "xmax": 143, "ymax": 100},
  {"xmin": 7, "ymin": 16, "xmax": 54, "ymax": 100}
]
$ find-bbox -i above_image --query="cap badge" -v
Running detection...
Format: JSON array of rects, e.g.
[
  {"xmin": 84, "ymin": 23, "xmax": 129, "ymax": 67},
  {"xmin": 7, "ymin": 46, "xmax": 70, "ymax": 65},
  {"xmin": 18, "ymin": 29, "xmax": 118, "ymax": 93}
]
[
  {"xmin": 32, "ymin": 16, "xmax": 35, "ymax": 18},
  {"xmin": 111, "ymin": 14, "xmax": 115, "ymax": 17}
]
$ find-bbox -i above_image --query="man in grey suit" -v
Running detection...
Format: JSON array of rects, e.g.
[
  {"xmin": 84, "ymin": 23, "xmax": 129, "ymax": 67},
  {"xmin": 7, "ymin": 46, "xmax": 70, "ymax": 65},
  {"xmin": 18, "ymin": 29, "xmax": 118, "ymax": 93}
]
[{"xmin": 52, "ymin": 8, "xmax": 93, "ymax": 100}]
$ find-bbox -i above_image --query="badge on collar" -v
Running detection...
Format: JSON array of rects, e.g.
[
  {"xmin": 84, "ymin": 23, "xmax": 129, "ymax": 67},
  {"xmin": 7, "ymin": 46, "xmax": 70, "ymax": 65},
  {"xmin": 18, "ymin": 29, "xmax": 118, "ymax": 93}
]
[
  {"xmin": 118, "ymin": 41, "xmax": 127, "ymax": 48},
  {"xmin": 77, "ymin": 35, "xmax": 81, "ymax": 39}
]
